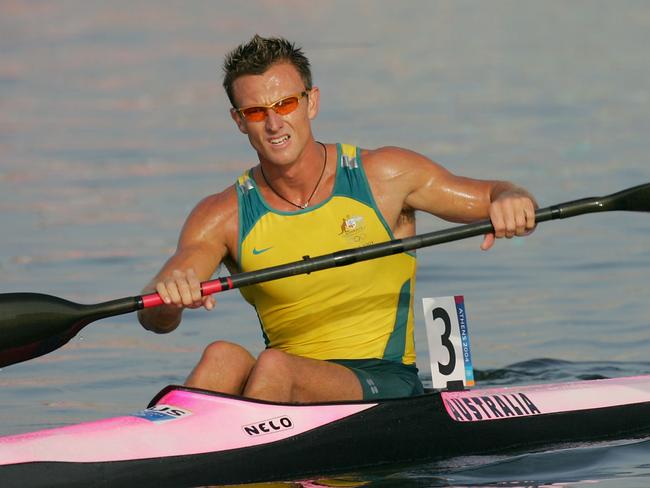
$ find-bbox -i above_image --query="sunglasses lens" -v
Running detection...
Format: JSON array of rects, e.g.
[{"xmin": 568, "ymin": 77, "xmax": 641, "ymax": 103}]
[
  {"xmin": 241, "ymin": 107, "xmax": 266, "ymax": 122},
  {"xmin": 239, "ymin": 92, "xmax": 305, "ymax": 122},
  {"xmin": 273, "ymin": 96, "xmax": 299, "ymax": 115}
]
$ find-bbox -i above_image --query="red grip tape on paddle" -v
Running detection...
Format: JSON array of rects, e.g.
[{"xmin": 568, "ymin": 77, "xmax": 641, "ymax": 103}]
[
  {"xmin": 202, "ymin": 278, "xmax": 231, "ymax": 295},
  {"xmin": 140, "ymin": 278, "xmax": 233, "ymax": 309}
]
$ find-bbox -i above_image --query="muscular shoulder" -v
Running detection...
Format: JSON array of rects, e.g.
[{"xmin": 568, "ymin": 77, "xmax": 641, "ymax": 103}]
[
  {"xmin": 361, "ymin": 146, "xmax": 450, "ymax": 195},
  {"xmin": 190, "ymin": 184, "xmax": 238, "ymax": 219},
  {"xmin": 179, "ymin": 184, "xmax": 239, "ymax": 260},
  {"xmin": 359, "ymin": 146, "xmax": 452, "ymax": 223}
]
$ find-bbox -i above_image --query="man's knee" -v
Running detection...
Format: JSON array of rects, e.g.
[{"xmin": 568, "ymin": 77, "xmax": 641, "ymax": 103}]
[
  {"xmin": 201, "ymin": 340, "xmax": 254, "ymax": 366},
  {"xmin": 187, "ymin": 341, "xmax": 255, "ymax": 393},
  {"xmin": 254, "ymin": 348, "xmax": 291, "ymax": 373}
]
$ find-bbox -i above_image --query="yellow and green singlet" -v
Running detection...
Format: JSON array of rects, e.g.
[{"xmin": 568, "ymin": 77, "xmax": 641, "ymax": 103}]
[{"xmin": 236, "ymin": 143, "xmax": 417, "ymax": 365}]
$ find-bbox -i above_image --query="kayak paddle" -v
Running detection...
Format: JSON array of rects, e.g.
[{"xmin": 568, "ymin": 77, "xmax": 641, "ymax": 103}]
[{"xmin": 1, "ymin": 182, "xmax": 648, "ymax": 368}]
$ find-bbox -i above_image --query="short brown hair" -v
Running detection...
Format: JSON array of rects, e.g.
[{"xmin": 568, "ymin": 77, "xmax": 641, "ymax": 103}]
[{"xmin": 222, "ymin": 35, "xmax": 312, "ymax": 107}]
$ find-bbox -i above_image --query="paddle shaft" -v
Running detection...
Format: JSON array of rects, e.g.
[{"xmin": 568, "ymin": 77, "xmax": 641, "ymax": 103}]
[{"xmin": 138, "ymin": 182, "xmax": 650, "ymax": 307}]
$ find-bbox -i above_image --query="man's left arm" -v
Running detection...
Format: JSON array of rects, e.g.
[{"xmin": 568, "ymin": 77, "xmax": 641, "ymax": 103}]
[{"xmin": 371, "ymin": 147, "xmax": 537, "ymax": 250}]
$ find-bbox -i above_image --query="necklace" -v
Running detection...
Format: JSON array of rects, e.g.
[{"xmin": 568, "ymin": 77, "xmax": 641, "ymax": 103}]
[{"xmin": 260, "ymin": 141, "xmax": 328, "ymax": 209}]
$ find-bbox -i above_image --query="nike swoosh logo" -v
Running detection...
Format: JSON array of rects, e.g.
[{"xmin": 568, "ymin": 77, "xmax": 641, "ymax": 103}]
[{"xmin": 252, "ymin": 246, "xmax": 273, "ymax": 255}]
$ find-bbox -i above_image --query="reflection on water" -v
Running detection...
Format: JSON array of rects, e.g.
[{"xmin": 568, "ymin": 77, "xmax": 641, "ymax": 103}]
[
  {"xmin": 218, "ymin": 478, "xmax": 369, "ymax": 488},
  {"xmin": 1, "ymin": 1, "xmax": 649, "ymax": 487}
]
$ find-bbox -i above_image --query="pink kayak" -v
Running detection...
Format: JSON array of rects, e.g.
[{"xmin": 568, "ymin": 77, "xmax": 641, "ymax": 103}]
[{"xmin": 1, "ymin": 375, "xmax": 650, "ymax": 487}]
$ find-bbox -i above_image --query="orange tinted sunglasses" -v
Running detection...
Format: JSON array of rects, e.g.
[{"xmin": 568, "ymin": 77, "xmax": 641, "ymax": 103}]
[{"xmin": 234, "ymin": 91, "xmax": 308, "ymax": 122}]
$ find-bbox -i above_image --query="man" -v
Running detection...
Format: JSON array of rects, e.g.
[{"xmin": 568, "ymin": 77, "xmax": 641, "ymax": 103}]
[{"xmin": 138, "ymin": 35, "xmax": 537, "ymax": 403}]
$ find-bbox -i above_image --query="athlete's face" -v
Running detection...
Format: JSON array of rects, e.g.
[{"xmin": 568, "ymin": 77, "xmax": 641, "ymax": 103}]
[{"xmin": 230, "ymin": 62, "xmax": 320, "ymax": 167}]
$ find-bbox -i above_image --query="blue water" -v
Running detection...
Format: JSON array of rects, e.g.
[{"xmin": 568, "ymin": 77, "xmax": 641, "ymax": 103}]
[{"xmin": 1, "ymin": 1, "xmax": 649, "ymax": 486}]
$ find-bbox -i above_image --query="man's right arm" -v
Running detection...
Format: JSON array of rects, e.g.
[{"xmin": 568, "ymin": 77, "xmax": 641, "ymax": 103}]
[{"xmin": 137, "ymin": 190, "xmax": 236, "ymax": 334}]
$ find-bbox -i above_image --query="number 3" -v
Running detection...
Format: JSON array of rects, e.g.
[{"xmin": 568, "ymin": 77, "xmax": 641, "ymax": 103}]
[{"xmin": 432, "ymin": 307, "xmax": 455, "ymax": 376}]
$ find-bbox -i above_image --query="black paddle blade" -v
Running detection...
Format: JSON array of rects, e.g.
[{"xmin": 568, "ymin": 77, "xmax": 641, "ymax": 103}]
[
  {"xmin": 603, "ymin": 182, "xmax": 650, "ymax": 212},
  {"xmin": 0, "ymin": 293, "xmax": 139, "ymax": 368}
]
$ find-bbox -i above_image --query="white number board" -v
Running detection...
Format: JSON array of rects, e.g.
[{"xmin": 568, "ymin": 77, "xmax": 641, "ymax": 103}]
[{"xmin": 422, "ymin": 296, "xmax": 475, "ymax": 390}]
